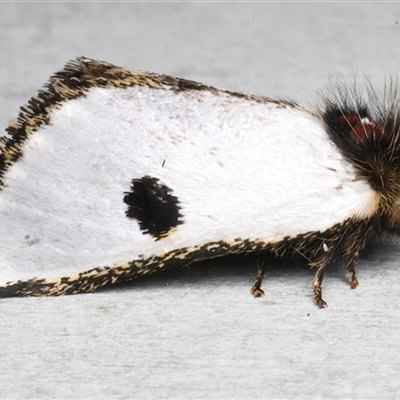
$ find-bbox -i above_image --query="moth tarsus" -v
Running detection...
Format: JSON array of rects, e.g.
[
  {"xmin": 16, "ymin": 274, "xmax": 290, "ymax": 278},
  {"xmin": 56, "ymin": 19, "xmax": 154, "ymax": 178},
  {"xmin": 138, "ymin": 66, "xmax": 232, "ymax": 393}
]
[
  {"xmin": 346, "ymin": 255, "xmax": 360, "ymax": 290},
  {"xmin": 1, "ymin": 57, "xmax": 399, "ymax": 307},
  {"xmin": 313, "ymin": 274, "xmax": 328, "ymax": 309},
  {"xmin": 250, "ymin": 259, "xmax": 266, "ymax": 298}
]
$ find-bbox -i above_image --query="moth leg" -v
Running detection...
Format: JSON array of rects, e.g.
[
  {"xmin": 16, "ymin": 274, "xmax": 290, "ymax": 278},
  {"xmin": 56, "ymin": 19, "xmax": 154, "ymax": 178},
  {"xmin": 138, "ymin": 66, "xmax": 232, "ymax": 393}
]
[
  {"xmin": 346, "ymin": 251, "xmax": 360, "ymax": 289},
  {"xmin": 342, "ymin": 219, "xmax": 373, "ymax": 290},
  {"xmin": 251, "ymin": 259, "xmax": 266, "ymax": 297},
  {"xmin": 312, "ymin": 245, "xmax": 334, "ymax": 308},
  {"xmin": 313, "ymin": 264, "xmax": 328, "ymax": 309}
]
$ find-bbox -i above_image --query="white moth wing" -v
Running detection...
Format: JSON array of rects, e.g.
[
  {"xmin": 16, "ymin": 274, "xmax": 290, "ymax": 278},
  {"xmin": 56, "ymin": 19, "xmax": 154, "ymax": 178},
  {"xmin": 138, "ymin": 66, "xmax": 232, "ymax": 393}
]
[{"xmin": 0, "ymin": 83, "xmax": 378, "ymax": 284}]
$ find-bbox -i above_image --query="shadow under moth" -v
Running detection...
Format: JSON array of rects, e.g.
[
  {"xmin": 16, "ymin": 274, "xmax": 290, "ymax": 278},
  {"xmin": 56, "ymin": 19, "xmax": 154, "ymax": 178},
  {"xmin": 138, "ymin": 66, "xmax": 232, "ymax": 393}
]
[{"xmin": 1, "ymin": 57, "xmax": 399, "ymax": 307}]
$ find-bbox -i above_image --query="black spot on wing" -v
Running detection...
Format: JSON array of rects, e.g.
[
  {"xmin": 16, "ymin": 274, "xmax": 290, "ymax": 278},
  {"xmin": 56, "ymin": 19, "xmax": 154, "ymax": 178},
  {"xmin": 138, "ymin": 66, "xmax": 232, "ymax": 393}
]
[{"xmin": 123, "ymin": 176, "xmax": 183, "ymax": 240}]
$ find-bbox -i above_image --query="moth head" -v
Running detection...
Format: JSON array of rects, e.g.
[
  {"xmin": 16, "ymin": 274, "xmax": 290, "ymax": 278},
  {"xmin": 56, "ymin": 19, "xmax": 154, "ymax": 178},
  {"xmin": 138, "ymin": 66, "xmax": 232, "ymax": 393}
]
[
  {"xmin": 341, "ymin": 115, "xmax": 400, "ymax": 229},
  {"xmin": 321, "ymin": 76, "xmax": 400, "ymax": 231}
]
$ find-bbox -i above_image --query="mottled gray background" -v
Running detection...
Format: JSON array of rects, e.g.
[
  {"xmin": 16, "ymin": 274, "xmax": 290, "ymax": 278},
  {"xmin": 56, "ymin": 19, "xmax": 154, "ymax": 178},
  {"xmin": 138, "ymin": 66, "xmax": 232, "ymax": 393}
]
[{"xmin": 1, "ymin": 3, "xmax": 400, "ymax": 399}]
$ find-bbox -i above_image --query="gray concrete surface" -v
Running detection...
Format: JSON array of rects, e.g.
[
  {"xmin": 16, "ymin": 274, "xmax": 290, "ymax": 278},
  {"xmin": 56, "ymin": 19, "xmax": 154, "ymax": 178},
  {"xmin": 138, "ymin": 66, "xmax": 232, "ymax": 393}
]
[{"xmin": 1, "ymin": 3, "xmax": 400, "ymax": 399}]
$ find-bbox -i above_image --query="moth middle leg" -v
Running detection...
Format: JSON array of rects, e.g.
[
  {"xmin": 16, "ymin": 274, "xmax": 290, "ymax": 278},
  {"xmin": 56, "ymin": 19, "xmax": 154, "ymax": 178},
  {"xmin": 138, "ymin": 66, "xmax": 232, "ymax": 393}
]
[
  {"xmin": 312, "ymin": 257, "xmax": 329, "ymax": 308},
  {"xmin": 311, "ymin": 241, "xmax": 337, "ymax": 308}
]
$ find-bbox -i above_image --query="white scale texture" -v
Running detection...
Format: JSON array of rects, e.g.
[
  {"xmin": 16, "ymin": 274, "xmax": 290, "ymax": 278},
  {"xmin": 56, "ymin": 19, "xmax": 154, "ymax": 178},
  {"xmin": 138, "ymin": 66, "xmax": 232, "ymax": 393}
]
[{"xmin": 0, "ymin": 86, "xmax": 376, "ymax": 283}]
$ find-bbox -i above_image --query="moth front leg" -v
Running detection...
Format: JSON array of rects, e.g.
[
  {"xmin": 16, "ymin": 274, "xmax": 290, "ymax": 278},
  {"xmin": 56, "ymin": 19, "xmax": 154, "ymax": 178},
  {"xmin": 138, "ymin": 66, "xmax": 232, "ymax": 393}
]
[
  {"xmin": 342, "ymin": 219, "xmax": 374, "ymax": 291},
  {"xmin": 346, "ymin": 251, "xmax": 360, "ymax": 290}
]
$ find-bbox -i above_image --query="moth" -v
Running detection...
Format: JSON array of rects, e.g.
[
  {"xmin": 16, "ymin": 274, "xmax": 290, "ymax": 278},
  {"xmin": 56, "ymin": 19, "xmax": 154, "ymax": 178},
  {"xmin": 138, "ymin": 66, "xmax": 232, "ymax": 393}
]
[{"xmin": 1, "ymin": 57, "xmax": 399, "ymax": 307}]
